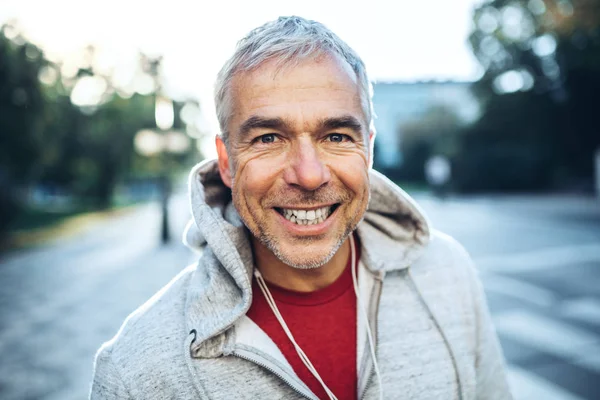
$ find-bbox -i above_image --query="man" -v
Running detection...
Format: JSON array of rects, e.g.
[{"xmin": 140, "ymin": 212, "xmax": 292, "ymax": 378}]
[{"xmin": 91, "ymin": 16, "xmax": 512, "ymax": 400}]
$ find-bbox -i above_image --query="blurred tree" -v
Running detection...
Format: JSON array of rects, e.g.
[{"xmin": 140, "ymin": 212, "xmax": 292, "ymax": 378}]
[
  {"xmin": 0, "ymin": 24, "xmax": 199, "ymax": 239},
  {"xmin": 75, "ymin": 93, "xmax": 156, "ymax": 207},
  {"xmin": 464, "ymin": 0, "xmax": 600, "ymax": 191},
  {"xmin": 454, "ymin": 91, "xmax": 557, "ymax": 191},
  {"xmin": 38, "ymin": 50, "xmax": 193, "ymax": 209},
  {"xmin": 0, "ymin": 22, "xmax": 46, "ymax": 233}
]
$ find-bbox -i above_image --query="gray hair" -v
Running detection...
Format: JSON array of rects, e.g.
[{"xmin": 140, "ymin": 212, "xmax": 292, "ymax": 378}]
[{"xmin": 214, "ymin": 16, "xmax": 374, "ymax": 145}]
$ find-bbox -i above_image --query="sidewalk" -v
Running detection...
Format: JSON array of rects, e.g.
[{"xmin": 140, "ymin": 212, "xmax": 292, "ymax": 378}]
[
  {"xmin": 0, "ymin": 195, "xmax": 194, "ymax": 400},
  {"xmin": 2, "ymin": 203, "xmax": 145, "ymax": 252}
]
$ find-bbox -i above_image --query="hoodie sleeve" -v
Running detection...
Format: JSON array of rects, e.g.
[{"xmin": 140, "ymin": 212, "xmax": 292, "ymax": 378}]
[
  {"xmin": 90, "ymin": 344, "xmax": 132, "ymax": 400},
  {"xmin": 462, "ymin": 248, "xmax": 514, "ymax": 400}
]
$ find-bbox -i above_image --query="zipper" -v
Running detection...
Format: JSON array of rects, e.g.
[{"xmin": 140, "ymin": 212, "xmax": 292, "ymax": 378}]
[
  {"xmin": 232, "ymin": 349, "xmax": 319, "ymax": 400},
  {"xmin": 359, "ymin": 271, "xmax": 385, "ymax": 400}
]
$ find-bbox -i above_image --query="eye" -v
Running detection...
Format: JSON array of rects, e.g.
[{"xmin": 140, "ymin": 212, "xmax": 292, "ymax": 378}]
[
  {"xmin": 257, "ymin": 134, "xmax": 277, "ymax": 144},
  {"xmin": 327, "ymin": 133, "xmax": 349, "ymax": 143}
]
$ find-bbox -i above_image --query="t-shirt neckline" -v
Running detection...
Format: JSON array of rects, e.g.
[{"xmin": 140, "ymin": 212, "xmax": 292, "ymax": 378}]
[{"xmin": 255, "ymin": 235, "xmax": 360, "ymax": 307}]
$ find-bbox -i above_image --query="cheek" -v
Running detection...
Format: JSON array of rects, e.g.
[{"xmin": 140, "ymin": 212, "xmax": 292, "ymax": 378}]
[
  {"xmin": 334, "ymin": 155, "xmax": 370, "ymax": 195},
  {"xmin": 236, "ymin": 157, "xmax": 284, "ymax": 202}
]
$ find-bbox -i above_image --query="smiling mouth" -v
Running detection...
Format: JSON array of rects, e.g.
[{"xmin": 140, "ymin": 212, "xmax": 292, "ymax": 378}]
[{"xmin": 274, "ymin": 204, "xmax": 340, "ymax": 226}]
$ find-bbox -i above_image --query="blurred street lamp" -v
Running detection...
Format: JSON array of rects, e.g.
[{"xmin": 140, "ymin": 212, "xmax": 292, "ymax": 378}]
[
  {"xmin": 134, "ymin": 98, "xmax": 190, "ymax": 245},
  {"xmin": 155, "ymin": 96, "xmax": 174, "ymax": 131},
  {"xmin": 594, "ymin": 147, "xmax": 600, "ymax": 199},
  {"xmin": 134, "ymin": 129, "xmax": 163, "ymax": 157},
  {"xmin": 134, "ymin": 55, "xmax": 196, "ymax": 244},
  {"xmin": 156, "ymin": 97, "xmax": 174, "ymax": 245}
]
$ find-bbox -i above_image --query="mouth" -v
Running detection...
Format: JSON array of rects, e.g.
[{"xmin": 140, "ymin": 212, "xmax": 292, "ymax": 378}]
[{"xmin": 274, "ymin": 204, "xmax": 340, "ymax": 226}]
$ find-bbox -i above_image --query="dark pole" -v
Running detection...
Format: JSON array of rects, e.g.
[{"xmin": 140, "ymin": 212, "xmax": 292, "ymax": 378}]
[
  {"xmin": 145, "ymin": 55, "xmax": 171, "ymax": 245},
  {"xmin": 160, "ymin": 173, "xmax": 171, "ymax": 244}
]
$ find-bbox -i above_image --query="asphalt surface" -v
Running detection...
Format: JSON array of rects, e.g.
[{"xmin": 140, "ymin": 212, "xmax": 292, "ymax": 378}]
[
  {"xmin": 0, "ymin": 192, "xmax": 598, "ymax": 400},
  {"xmin": 417, "ymin": 194, "xmax": 600, "ymax": 400}
]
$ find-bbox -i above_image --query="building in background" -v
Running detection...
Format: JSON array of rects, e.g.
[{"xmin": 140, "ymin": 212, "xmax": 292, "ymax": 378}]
[{"xmin": 372, "ymin": 81, "xmax": 479, "ymax": 168}]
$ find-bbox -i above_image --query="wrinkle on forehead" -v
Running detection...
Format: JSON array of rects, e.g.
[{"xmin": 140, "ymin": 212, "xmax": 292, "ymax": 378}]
[{"xmin": 228, "ymin": 55, "xmax": 365, "ymax": 134}]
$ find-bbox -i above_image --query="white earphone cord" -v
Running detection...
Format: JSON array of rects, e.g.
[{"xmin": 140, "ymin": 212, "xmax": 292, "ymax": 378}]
[
  {"xmin": 254, "ymin": 234, "xmax": 383, "ymax": 400},
  {"xmin": 255, "ymin": 271, "xmax": 338, "ymax": 400},
  {"xmin": 350, "ymin": 235, "xmax": 384, "ymax": 400}
]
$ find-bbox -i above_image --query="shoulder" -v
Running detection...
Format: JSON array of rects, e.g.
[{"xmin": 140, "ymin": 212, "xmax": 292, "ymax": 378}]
[
  {"xmin": 409, "ymin": 229, "xmax": 481, "ymax": 304},
  {"xmin": 113, "ymin": 263, "xmax": 194, "ymax": 347},
  {"xmin": 414, "ymin": 229, "xmax": 475, "ymax": 276},
  {"xmin": 424, "ymin": 229, "xmax": 471, "ymax": 263},
  {"xmin": 93, "ymin": 264, "xmax": 196, "ymax": 393}
]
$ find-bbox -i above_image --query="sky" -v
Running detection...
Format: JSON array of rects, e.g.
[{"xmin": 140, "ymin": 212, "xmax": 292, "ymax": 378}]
[{"xmin": 0, "ymin": 0, "xmax": 484, "ymax": 149}]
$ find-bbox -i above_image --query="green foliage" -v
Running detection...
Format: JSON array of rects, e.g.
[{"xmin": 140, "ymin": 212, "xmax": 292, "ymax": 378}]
[
  {"xmin": 0, "ymin": 23, "xmax": 199, "ymax": 237},
  {"xmin": 0, "ymin": 27, "xmax": 46, "ymax": 180},
  {"xmin": 0, "ymin": 24, "xmax": 46, "ymax": 233},
  {"xmin": 457, "ymin": 0, "xmax": 600, "ymax": 192},
  {"xmin": 454, "ymin": 90, "xmax": 557, "ymax": 192}
]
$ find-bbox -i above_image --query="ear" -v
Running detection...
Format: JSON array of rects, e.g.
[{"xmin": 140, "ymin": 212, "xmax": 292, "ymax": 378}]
[{"xmin": 216, "ymin": 136, "xmax": 233, "ymax": 188}]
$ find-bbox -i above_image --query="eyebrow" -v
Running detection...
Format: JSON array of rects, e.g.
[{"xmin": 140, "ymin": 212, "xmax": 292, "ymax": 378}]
[
  {"xmin": 237, "ymin": 114, "xmax": 365, "ymax": 139},
  {"xmin": 318, "ymin": 116, "xmax": 364, "ymax": 134},
  {"xmin": 238, "ymin": 116, "xmax": 292, "ymax": 139}
]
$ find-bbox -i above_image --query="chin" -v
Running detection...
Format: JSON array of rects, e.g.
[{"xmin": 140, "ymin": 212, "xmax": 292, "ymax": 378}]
[{"xmin": 266, "ymin": 236, "xmax": 345, "ymax": 270}]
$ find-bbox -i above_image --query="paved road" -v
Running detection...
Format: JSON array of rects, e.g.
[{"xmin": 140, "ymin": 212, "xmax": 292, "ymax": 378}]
[
  {"xmin": 0, "ymin": 192, "xmax": 598, "ymax": 399},
  {"xmin": 417, "ymin": 194, "xmax": 600, "ymax": 400}
]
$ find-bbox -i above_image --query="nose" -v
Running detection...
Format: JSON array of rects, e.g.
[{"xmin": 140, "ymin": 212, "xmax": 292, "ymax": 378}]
[{"xmin": 284, "ymin": 138, "xmax": 331, "ymax": 191}]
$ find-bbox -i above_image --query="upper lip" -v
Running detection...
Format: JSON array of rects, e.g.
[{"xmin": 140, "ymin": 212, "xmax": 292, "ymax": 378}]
[{"xmin": 274, "ymin": 204, "xmax": 336, "ymax": 210}]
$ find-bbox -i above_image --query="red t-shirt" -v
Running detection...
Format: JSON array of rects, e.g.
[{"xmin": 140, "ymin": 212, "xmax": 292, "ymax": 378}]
[{"xmin": 247, "ymin": 249, "xmax": 358, "ymax": 400}]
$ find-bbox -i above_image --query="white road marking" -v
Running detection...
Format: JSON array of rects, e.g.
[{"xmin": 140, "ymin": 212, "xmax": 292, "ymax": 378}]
[
  {"xmin": 573, "ymin": 351, "xmax": 600, "ymax": 375},
  {"xmin": 493, "ymin": 310, "xmax": 600, "ymax": 373},
  {"xmin": 508, "ymin": 366, "xmax": 584, "ymax": 400},
  {"xmin": 481, "ymin": 273, "xmax": 556, "ymax": 307},
  {"xmin": 476, "ymin": 243, "xmax": 600, "ymax": 273},
  {"xmin": 559, "ymin": 297, "xmax": 600, "ymax": 326}
]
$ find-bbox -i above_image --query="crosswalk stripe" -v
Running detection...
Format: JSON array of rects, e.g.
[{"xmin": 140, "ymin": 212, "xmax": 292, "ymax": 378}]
[
  {"xmin": 481, "ymin": 273, "xmax": 556, "ymax": 307},
  {"xmin": 475, "ymin": 243, "xmax": 600, "ymax": 273},
  {"xmin": 559, "ymin": 297, "xmax": 600, "ymax": 327},
  {"xmin": 507, "ymin": 366, "xmax": 584, "ymax": 400},
  {"xmin": 493, "ymin": 310, "xmax": 600, "ymax": 374},
  {"xmin": 573, "ymin": 351, "xmax": 600, "ymax": 375}
]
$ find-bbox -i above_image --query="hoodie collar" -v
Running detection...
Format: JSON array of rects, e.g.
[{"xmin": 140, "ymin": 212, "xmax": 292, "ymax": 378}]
[
  {"xmin": 182, "ymin": 159, "xmax": 430, "ymax": 355},
  {"xmin": 357, "ymin": 169, "xmax": 431, "ymax": 272}
]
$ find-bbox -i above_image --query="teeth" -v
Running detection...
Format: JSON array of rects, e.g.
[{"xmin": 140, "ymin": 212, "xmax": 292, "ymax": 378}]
[{"xmin": 281, "ymin": 206, "xmax": 333, "ymax": 225}]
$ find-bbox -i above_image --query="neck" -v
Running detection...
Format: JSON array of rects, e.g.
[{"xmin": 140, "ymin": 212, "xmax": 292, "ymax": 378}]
[{"xmin": 252, "ymin": 238, "xmax": 351, "ymax": 292}]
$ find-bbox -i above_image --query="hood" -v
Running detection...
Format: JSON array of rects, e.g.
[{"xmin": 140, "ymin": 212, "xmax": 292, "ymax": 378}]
[{"xmin": 182, "ymin": 159, "xmax": 430, "ymax": 355}]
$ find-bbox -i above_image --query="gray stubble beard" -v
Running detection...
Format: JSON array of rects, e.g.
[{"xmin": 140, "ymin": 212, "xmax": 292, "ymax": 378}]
[
  {"xmin": 231, "ymin": 175, "xmax": 370, "ymax": 270},
  {"xmin": 260, "ymin": 226, "xmax": 354, "ymax": 270}
]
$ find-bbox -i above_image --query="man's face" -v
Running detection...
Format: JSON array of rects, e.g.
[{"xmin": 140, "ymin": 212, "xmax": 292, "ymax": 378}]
[{"xmin": 217, "ymin": 55, "xmax": 372, "ymax": 269}]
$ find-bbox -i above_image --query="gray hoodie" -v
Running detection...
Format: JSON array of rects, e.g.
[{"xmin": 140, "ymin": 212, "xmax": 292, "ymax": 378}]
[{"xmin": 90, "ymin": 159, "xmax": 512, "ymax": 400}]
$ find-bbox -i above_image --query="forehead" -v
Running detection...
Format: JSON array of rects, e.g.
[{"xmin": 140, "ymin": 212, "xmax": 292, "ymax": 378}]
[{"xmin": 228, "ymin": 55, "xmax": 364, "ymax": 133}]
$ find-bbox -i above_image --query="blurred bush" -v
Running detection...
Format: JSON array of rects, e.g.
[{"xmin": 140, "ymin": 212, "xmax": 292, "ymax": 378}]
[
  {"xmin": 0, "ymin": 22, "xmax": 198, "ymax": 238},
  {"xmin": 397, "ymin": 0, "xmax": 600, "ymax": 193},
  {"xmin": 0, "ymin": 24, "xmax": 46, "ymax": 234}
]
